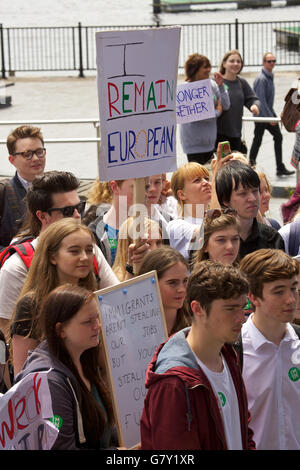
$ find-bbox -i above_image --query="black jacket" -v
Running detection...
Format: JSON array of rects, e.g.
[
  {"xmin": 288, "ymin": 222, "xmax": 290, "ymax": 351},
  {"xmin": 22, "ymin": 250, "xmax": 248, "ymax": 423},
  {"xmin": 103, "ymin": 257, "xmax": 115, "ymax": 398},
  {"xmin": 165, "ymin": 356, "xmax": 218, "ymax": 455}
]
[
  {"xmin": 0, "ymin": 173, "xmax": 26, "ymax": 249},
  {"xmin": 239, "ymin": 219, "xmax": 285, "ymax": 259}
]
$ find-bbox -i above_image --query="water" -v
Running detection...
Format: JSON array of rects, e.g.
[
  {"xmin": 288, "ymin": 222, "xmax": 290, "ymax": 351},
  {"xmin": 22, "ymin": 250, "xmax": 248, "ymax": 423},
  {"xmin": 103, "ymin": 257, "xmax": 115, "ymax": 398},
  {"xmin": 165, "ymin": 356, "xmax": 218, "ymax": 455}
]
[{"xmin": 1, "ymin": 0, "xmax": 299, "ymax": 27}]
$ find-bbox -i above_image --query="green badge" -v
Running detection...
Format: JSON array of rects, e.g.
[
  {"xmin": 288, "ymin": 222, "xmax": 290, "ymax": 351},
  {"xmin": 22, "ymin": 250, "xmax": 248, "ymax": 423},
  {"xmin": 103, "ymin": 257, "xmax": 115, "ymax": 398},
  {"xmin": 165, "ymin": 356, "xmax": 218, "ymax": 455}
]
[
  {"xmin": 108, "ymin": 237, "xmax": 118, "ymax": 250},
  {"xmin": 218, "ymin": 392, "xmax": 226, "ymax": 407},
  {"xmin": 49, "ymin": 415, "xmax": 63, "ymax": 430},
  {"xmin": 288, "ymin": 367, "xmax": 300, "ymax": 382}
]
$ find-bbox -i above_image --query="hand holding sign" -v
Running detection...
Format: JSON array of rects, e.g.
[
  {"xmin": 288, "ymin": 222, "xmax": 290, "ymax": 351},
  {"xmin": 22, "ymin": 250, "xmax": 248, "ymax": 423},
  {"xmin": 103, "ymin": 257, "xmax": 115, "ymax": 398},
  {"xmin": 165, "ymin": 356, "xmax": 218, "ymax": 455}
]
[{"xmin": 96, "ymin": 27, "xmax": 180, "ymax": 182}]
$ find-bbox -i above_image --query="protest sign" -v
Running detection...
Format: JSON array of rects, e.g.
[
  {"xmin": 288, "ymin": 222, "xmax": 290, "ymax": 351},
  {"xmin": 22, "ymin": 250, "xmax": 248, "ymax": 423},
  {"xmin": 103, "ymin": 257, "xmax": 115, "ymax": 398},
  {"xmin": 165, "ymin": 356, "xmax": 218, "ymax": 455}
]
[
  {"xmin": 0, "ymin": 370, "xmax": 58, "ymax": 450},
  {"xmin": 176, "ymin": 79, "xmax": 215, "ymax": 124},
  {"xmin": 95, "ymin": 271, "xmax": 168, "ymax": 448},
  {"xmin": 95, "ymin": 27, "xmax": 180, "ymax": 181}
]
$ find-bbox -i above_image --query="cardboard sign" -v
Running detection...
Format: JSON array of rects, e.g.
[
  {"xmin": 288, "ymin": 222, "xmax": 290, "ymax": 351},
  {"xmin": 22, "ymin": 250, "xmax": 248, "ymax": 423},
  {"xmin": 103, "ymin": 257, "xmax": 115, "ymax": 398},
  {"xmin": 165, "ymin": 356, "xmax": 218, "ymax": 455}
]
[
  {"xmin": 95, "ymin": 271, "xmax": 168, "ymax": 448},
  {"xmin": 176, "ymin": 79, "xmax": 215, "ymax": 124},
  {"xmin": 96, "ymin": 27, "xmax": 180, "ymax": 181},
  {"xmin": 0, "ymin": 370, "xmax": 58, "ymax": 450}
]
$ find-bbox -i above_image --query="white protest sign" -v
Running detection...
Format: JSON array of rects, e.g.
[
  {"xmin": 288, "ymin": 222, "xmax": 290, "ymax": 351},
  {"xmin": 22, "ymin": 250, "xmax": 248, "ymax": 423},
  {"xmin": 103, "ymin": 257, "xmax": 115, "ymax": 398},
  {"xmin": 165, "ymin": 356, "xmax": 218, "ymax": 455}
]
[
  {"xmin": 0, "ymin": 370, "xmax": 59, "ymax": 450},
  {"xmin": 176, "ymin": 79, "xmax": 215, "ymax": 124},
  {"xmin": 96, "ymin": 27, "xmax": 181, "ymax": 181},
  {"xmin": 95, "ymin": 271, "xmax": 168, "ymax": 449}
]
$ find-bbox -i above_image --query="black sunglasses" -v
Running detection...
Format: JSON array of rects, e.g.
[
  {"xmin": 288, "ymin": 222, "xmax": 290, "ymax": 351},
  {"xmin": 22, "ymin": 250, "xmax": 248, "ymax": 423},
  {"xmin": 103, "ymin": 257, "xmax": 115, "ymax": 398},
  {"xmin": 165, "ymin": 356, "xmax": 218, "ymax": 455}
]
[
  {"xmin": 47, "ymin": 200, "xmax": 86, "ymax": 217},
  {"xmin": 266, "ymin": 60, "xmax": 276, "ymax": 63},
  {"xmin": 205, "ymin": 208, "xmax": 237, "ymax": 220}
]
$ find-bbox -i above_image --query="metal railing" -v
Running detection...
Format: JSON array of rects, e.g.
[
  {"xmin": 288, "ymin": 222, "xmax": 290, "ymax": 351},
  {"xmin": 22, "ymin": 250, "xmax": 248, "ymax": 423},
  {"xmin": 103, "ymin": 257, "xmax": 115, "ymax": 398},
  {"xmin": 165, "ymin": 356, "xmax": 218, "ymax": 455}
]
[
  {"xmin": 0, "ymin": 116, "xmax": 298, "ymax": 189},
  {"xmin": 1, "ymin": 20, "xmax": 300, "ymax": 78},
  {"xmin": 0, "ymin": 119, "xmax": 101, "ymax": 164}
]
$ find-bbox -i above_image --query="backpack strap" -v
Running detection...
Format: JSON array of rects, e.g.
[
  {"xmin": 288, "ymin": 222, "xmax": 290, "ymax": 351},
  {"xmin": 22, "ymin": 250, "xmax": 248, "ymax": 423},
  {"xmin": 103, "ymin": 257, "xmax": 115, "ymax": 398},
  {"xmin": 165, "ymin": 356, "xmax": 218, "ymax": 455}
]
[
  {"xmin": 10, "ymin": 241, "xmax": 35, "ymax": 269},
  {"xmin": 92, "ymin": 255, "xmax": 100, "ymax": 283},
  {"xmin": 289, "ymin": 221, "xmax": 300, "ymax": 257}
]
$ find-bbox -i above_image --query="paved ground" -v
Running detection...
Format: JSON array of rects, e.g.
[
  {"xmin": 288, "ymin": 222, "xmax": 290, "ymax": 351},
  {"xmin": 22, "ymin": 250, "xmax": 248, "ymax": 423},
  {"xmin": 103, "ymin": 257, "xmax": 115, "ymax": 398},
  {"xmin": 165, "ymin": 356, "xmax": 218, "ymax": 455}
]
[{"xmin": 0, "ymin": 69, "xmax": 299, "ymax": 226}]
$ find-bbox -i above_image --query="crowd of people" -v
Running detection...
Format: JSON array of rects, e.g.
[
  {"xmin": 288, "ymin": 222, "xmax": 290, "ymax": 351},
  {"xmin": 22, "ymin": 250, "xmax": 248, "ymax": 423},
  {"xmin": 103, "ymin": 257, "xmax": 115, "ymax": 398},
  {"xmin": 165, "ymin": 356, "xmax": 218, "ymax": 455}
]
[{"xmin": 1, "ymin": 48, "xmax": 300, "ymax": 451}]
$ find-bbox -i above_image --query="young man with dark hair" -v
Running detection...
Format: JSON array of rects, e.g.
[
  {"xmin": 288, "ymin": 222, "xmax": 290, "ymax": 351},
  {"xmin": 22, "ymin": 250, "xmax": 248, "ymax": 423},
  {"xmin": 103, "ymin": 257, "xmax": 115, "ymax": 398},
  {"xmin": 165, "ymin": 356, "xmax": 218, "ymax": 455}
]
[
  {"xmin": 0, "ymin": 171, "xmax": 119, "ymax": 340},
  {"xmin": 0, "ymin": 125, "xmax": 46, "ymax": 249},
  {"xmin": 239, "ymin": 248, "xmax": 300, "ymax": 449},
  {"xmin": 215, "ymin": 159, "xmax": 284, "ymax": 258},
  {"xmin": 141, "ymin": 261, "xmax": 255, "ymax": 450}
]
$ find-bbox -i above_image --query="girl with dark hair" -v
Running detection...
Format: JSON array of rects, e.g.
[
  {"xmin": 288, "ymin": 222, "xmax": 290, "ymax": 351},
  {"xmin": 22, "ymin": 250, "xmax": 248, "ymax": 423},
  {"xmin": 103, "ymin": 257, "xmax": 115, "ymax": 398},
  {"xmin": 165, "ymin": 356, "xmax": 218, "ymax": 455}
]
[
  {"xmin": 138, "ymin": 247, "xmax": 190, "ymax": 336},
  {"xmin": 14, "ymin": 284, "xmax": 115, "ymax": 450}
]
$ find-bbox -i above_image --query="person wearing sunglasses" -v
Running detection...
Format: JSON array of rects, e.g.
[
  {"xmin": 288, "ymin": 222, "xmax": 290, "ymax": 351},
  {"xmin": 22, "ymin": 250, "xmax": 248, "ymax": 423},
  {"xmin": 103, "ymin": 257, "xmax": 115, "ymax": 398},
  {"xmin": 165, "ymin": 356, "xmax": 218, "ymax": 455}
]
[
  {"xmin": 249, "ymin": 52, "xmax": 294, "ymax": 176},
  {"xmin": 0, "ymin": 125, "xmax": 46, "ymax": 250},
  {"xmin": 0, "ymin": 171, "xmax": 120, "ymax": 342}
]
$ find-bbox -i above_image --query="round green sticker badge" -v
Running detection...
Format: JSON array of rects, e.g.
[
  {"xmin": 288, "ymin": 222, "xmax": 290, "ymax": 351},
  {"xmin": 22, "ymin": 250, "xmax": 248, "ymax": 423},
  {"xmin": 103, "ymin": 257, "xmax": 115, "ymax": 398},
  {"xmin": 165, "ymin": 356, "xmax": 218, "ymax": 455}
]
[
  {"xmin": 49, "ymin": 415, "xmax": 63, "ymax": 430},
  {"xmin": 288, "ymin": 367, "xmax": 300, "ymax": 382},
  {"xmin": 218, "ymin": 392, "xmax": 226, "ymax": 407}
]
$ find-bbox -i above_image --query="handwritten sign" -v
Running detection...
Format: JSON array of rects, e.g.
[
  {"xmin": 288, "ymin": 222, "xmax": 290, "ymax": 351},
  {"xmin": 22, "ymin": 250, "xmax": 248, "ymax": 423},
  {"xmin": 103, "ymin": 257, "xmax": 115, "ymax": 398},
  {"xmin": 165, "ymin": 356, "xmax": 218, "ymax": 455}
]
[
  {"xmin": 176, "ymin": 79, "xmax": 215, "ymax": 124},
  {"xmin": 96, "ymin": 27, "xmax": 180, "ymax": 181},
  {"xmin": 0, "ymin": 370, "xmax": 58, "ymax": 450},
  {"xmin": 95, "ymin": 271, "xmax": 168, "ymax": 448}
]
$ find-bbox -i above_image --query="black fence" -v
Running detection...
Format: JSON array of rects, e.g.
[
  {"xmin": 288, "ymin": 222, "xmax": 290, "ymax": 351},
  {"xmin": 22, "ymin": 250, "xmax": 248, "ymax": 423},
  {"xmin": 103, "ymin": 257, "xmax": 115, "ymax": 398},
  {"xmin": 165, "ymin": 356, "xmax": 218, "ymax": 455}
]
[{"xmin": 1, "ymin": 19, "xmax": 300, "ymax": 78}]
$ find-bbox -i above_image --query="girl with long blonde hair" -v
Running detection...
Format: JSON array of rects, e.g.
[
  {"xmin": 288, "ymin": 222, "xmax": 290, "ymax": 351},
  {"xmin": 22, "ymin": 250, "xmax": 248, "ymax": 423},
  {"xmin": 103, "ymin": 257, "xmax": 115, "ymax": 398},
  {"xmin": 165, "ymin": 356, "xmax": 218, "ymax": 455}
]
[{"xmin": 10, "ymin": 218, "xmax": 98, "ymax": 375}]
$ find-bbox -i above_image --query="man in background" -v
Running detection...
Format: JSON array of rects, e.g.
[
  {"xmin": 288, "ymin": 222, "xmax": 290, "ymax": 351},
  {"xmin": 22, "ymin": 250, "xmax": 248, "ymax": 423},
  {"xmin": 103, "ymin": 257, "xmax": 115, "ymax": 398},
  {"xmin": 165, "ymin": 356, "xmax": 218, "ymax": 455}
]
[
  {"xmin": 0, "ymin": 125, "xmax": 46, "ymax": 249},
  {"xmin": 249, "ymin": 52, "xmax": 294, "ymax": 177}
]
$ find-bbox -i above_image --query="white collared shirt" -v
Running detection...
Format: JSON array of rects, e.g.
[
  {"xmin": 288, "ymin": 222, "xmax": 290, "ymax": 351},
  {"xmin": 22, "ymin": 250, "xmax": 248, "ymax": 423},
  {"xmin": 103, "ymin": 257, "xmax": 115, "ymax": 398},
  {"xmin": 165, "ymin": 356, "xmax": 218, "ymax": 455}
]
[{"xmin": 242, "ymin": 315, "xmax": 300, "ymax": 450}]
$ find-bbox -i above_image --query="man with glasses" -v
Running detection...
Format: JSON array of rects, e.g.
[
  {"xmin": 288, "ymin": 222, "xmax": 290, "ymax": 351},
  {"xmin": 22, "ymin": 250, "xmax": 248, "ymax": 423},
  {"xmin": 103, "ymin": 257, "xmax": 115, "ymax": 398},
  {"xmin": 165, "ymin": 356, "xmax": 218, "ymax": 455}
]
[
  {"xmin": 0, "ymin": 171, "xmax": 120, "ymax": 340},
  {"xmin": 0, "ymin": 125, "xmax": 46, "ymax": 249},
  {"xmin": 249, "ymin": 52, "xmax": 295, "ymax": 176}
]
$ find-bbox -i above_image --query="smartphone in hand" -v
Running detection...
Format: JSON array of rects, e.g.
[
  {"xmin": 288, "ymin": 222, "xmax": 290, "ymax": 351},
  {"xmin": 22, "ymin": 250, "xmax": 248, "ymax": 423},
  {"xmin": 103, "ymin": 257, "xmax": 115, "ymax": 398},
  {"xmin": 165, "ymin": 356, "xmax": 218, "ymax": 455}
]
[{"xmin": 218, "ymin": 141, "xmax": 231, "ymax": 158}]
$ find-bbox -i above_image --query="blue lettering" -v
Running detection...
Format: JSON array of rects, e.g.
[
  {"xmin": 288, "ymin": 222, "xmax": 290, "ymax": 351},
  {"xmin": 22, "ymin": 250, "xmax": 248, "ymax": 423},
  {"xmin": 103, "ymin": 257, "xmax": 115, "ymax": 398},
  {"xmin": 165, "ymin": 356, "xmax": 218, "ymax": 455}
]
[
  {"xmin": 108, "ymin": 132, "xmax": 119, "ymax": 163},
  {"xmin": 147, "ymin": 128, "xmax": 154, "ymax": 156},
  {"xmin": 128, "ymin": 130, "xmax": 136, "ymax": 159},
  {"xmin": 153, "ymin": 127, "xmax": 161, "ymax": 156},
  {"xmin": 166, "ymin": 125, "xmax": 174, "ymax": 152}
]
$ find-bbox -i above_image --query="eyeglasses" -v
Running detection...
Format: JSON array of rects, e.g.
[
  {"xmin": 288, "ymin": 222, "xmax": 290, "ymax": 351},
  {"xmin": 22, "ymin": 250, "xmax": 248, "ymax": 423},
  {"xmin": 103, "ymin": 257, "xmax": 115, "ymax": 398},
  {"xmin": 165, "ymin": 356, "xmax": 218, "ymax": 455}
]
[
  {"xmin": 205, "ymin": 208, "xmax": 237, "ymax": 220},
  {"xmin": 266, "ymin": 60, "xmax": 276, "ymax": 63},
  {"xmin": 13, "ymin": 148, "xmax": 46, "ymax": 160},
  {"xmin": 47, "ymin": 200, "xmax": 86, "ymax": 217}
]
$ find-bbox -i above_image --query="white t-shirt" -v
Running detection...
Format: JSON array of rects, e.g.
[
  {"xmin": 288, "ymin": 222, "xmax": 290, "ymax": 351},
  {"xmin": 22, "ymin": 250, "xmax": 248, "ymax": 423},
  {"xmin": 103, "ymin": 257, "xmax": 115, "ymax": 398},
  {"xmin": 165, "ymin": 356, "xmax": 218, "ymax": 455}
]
[
  {"xmin": 0, "ymin": 238, "xmax": 119, "ymax": 321},
  {"xmin": 167, "ymin": 217, "xmax": 203, "ymax": 260},
  {"xmin": 195, "ymin": 354, "xmax": 243, "ymax": 450}
]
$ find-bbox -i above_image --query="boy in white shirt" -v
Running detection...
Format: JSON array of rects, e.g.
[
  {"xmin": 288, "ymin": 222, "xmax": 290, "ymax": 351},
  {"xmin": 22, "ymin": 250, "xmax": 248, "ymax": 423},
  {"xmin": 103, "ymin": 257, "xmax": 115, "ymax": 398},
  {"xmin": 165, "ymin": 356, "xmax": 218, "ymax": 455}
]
[{"xmin": 239, "ymin": 248, "xmax": 300, "ymax": 449}]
